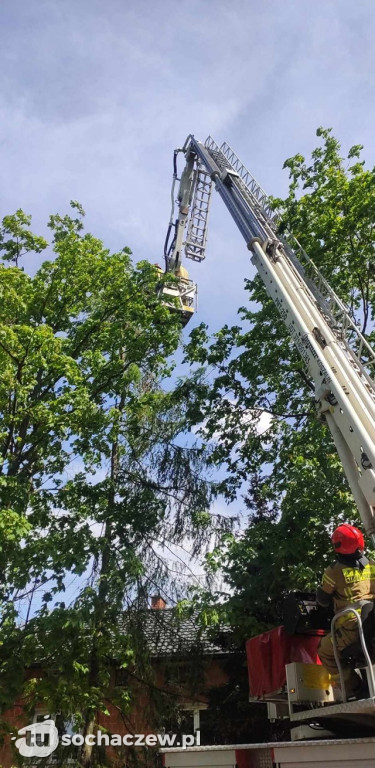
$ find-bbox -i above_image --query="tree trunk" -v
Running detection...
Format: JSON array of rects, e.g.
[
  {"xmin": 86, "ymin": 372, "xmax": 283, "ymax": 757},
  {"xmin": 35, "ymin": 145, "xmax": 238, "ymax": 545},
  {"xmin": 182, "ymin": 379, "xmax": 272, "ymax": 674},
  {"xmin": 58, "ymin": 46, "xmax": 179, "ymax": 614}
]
[{"xmin": 81, "ymin": 422, "xmax": 120, "ymax": 768}]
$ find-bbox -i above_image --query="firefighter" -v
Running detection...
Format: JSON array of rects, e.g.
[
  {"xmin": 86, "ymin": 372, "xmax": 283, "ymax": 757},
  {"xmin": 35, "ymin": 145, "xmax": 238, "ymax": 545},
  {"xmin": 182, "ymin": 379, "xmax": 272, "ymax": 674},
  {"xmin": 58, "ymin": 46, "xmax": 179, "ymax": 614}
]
[{"xmin": 317, "ymin": 523, "xmax": 375, "ymax": 698}]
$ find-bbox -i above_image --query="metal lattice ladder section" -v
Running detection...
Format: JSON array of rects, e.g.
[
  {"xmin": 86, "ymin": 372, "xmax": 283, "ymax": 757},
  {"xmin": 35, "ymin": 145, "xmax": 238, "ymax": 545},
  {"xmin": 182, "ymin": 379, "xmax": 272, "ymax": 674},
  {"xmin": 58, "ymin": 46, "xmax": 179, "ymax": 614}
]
[
  {"xmin": 204, "ymin": 136, "xmax": 375, "ymax": 390},
  {"xmin": 185, "ymin": 164, "xmax": 213, "ymax": 262}
]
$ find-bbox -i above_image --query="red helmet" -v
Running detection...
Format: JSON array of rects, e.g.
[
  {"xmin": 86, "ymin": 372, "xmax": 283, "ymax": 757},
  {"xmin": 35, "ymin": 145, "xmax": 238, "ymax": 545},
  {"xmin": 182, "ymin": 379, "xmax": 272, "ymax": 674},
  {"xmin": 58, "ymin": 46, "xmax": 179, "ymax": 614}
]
[{"xmin": 331, "ymin": 524, "xmax": 365, "ymax": 555}]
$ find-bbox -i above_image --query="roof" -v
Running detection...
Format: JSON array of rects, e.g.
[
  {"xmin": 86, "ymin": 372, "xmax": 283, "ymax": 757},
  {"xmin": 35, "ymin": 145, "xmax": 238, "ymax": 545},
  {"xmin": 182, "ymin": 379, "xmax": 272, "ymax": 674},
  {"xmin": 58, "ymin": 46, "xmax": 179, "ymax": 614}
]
[{"xmin": 121, "ymin": 608, "xmax": 239, "ymax": 659}]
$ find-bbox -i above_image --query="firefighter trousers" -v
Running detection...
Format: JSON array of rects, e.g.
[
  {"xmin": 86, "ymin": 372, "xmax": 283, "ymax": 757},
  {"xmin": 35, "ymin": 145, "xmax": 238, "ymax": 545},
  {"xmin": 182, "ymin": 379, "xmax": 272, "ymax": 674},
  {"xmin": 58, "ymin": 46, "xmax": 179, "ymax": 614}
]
[{"xmin": 318, "ymin": 623, "xmax": 361, "ymax": 695}]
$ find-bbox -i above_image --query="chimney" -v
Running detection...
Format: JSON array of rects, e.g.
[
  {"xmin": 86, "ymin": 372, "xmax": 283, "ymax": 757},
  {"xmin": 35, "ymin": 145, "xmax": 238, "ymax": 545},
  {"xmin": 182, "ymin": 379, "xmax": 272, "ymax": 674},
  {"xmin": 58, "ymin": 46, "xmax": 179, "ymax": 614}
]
[{"xmin": 151, "ymin": 595, "xmax": 167, "ymax": 610}]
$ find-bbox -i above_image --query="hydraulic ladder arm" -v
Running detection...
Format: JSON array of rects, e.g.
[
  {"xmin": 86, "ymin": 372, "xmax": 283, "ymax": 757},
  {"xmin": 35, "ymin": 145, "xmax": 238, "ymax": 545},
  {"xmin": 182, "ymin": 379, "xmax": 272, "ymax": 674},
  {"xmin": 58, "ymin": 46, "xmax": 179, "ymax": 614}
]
[{"xmin": 168, "ymin": 135, "xmax": 375, "ymax": 542}]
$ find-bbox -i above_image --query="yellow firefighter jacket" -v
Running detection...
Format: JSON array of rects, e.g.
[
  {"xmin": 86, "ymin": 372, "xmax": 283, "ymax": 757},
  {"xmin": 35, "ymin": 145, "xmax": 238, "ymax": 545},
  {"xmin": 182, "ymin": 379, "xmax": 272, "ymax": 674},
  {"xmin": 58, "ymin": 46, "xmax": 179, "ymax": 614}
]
[{"xmin": 321, "ymin": 559, "xmax": 375, "ymax": 616}]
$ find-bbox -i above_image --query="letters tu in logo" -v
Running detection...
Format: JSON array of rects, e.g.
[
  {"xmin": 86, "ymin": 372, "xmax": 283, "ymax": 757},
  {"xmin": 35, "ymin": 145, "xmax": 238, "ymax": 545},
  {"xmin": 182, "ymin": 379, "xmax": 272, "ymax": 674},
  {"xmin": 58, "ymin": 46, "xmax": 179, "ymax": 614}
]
[{"xmin": 13, "ymin": 717, "xmax": 59, "ymax": 758}]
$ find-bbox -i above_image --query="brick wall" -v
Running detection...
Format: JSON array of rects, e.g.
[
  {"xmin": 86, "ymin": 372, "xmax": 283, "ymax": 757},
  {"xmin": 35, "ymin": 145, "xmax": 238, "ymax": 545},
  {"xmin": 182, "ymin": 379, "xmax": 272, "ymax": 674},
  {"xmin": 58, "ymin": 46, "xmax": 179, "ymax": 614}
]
[{"xmin": 0, "ymin": 657, "xmax": 230, "ymax": 768}]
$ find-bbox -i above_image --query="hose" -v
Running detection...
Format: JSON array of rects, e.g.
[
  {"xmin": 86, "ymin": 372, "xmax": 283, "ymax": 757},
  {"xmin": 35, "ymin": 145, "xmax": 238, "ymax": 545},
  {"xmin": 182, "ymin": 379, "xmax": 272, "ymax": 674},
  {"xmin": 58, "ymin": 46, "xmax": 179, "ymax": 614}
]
[{"xmin": 163, "ymin": 150, "xmax": 180, "ymax": 272}]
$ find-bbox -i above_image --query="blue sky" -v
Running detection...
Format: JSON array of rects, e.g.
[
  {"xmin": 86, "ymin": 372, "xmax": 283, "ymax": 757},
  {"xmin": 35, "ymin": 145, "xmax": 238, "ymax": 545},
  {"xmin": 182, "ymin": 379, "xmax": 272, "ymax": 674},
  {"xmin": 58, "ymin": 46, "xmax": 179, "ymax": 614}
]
[{"xmin": 1, "ymin": 0, "xmax": 375, "ymax": 334}]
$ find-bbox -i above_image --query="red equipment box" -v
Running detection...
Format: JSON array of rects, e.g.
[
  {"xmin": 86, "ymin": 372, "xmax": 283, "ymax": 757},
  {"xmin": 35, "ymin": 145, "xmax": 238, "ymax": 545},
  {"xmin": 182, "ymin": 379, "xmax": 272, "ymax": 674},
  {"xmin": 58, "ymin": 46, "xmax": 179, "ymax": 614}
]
[{"xmin": 246, "ymin": 625, "xmax": 325, "ymax": 698}]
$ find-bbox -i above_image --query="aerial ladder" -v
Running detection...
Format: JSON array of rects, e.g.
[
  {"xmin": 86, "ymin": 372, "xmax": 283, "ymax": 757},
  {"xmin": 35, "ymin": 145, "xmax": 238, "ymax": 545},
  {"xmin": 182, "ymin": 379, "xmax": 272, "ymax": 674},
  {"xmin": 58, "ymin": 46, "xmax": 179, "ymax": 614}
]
[
  {"xmin": 163, "ymin": 135, "xmax": 375, "ymax": 727},
  {"xmin": 162, "ymin": 146, "xmax": 213, "ymax": 325}
]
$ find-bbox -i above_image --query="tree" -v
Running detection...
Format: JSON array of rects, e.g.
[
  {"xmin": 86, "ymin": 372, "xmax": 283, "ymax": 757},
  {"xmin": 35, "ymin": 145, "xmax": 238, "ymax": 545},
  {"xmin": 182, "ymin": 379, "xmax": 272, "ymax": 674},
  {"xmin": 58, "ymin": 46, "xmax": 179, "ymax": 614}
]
[
  {"xmin": 183, "ymin": 128, "xmax": 375, "ymax": 638},
  {"xmin": 0, "ymin": 204, "xmax": 228, "ymax": 765}
]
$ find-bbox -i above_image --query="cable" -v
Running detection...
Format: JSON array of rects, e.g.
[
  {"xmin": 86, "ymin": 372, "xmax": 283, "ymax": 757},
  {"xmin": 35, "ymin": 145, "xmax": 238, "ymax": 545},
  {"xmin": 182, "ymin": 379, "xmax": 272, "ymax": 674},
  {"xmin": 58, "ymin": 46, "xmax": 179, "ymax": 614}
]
[{"xmin": 164, "ymin": 150, "xmax": 180, "ymax": 271}]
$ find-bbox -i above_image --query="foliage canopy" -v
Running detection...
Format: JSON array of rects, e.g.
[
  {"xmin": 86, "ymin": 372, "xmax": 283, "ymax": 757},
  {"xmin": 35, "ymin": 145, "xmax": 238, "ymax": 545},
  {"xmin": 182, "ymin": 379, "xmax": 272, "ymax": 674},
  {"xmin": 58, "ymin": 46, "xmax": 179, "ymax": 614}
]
[{"xmin": 0, "ymin": 204, "xmax": 229, "ymax": 764}]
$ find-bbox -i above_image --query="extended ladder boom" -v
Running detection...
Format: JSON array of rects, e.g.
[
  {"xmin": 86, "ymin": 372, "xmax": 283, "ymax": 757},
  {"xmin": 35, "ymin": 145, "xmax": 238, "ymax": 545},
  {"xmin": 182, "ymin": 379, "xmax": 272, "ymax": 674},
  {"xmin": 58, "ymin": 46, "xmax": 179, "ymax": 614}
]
[{"xmin": 169, "ymin": 135, "xmax": 375, "ymax": 540}]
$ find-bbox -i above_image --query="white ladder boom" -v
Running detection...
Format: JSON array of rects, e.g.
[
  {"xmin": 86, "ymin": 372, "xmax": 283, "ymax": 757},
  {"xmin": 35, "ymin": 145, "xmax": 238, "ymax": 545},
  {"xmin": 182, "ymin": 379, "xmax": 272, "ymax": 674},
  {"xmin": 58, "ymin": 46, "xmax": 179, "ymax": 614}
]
[{"xmin": 173, "ymin": 134, "xmax": 375, "ymax": 539}]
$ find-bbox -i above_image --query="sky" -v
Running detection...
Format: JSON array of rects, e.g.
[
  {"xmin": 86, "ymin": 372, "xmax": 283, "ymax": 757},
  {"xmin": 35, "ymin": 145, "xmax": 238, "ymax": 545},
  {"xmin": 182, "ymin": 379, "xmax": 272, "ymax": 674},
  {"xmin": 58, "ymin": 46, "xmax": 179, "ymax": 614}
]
[
  {"xmin": 2, "ymin": 0, "xmax": 375, "ymax": 603},
  {"xmin": 1, "ymin": 0, "xmax": 375, "ymax": 335}
]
